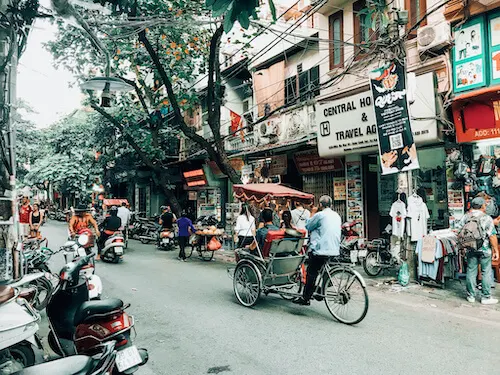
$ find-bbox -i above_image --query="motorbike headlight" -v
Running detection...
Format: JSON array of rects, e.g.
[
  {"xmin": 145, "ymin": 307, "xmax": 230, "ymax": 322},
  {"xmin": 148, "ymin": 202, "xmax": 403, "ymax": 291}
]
[{"xmin": 78, "ymin": 234, "xmax": 89, "ymax": 246}]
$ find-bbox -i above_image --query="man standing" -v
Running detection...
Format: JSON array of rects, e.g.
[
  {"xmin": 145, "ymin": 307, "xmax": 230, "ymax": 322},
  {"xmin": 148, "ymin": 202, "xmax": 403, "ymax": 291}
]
[
  {"xmin": 457, "ymin": 197, "xmax": 499, "ymax": 305},
  {"xmin": 291, "ymin": 201, "xmax": 311, "ymax": 230},
  {"xmin": 117, "ymin": 202, "xmax": 131, "ymax": 231},
  {"xmin": 294, "ymin": 195, "xmax": 341, "ymax": 306},
  {"xmin": 19, "ymin": 196, "xmax": 32, "ymax": 239}
]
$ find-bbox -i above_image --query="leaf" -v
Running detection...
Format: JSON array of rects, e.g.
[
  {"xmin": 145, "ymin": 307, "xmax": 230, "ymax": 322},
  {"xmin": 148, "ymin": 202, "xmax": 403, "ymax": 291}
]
[
  {"xmin": 211, "ymin": 0, "xmax": 232, "ymax": 17},
  {"xmin": 205, "ymin": 0, "xmax": 217, "ymax": 7},
  {"xmin": 269, "ymin": 0, "xmax": 277, "ymax": 21},
  {"xmin": 238, "ymin": 10, "xmax": 250, "ymax": 29}
]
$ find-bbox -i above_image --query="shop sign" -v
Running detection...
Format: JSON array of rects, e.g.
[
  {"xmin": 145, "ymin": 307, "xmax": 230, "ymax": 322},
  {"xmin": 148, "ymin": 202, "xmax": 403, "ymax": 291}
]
[
  {"xmin": 333, "ymin": 178, "xmax": 346, "ymax": 201},
  {"xmin": 268, "ymin": 155, "xmax": 287, "ymax": 176},
  {"xmin": 369, "ymin": 61, "xmax": 420, "ymax": 175},
  {"xmin": 188, "ymin": 191, "xmax": 197, "ymax": 201},
  {"xmin": 183, "ymin": 169, "xmax": 206, "ymax": 187},
  {"xmin": 317, "ymin": 72, "xmax": 438, "ymax": 158},
  {"xmin": 452, "ymin": 99, "xmax": 500, "ymax": 142},
  {"xmin": 294, "ymin": 150, "xmax": 343, "ymax": 174}
]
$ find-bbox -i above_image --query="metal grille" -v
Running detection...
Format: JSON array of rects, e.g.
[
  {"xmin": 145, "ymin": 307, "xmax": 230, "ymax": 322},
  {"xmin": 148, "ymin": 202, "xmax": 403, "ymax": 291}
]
[{"xmin": 303, "ymin": 171, "xmax": 346, "ymax": 220}]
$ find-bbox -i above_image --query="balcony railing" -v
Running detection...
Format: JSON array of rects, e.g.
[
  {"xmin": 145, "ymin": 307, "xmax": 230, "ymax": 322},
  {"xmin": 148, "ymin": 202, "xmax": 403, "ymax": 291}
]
[{"xmin": 225, "ymin": 132, "xmax": 255, "ymax": 152}]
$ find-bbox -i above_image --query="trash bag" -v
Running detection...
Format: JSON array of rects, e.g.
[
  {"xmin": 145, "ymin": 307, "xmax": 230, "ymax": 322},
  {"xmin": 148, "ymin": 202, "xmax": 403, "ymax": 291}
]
[
  {"xmin": 207, "ymin": 236, "xmax": 222, "ymax": 251},
  {"xmin": 398, "ymin": 261, "xmax": 410, "ymax": 286}
]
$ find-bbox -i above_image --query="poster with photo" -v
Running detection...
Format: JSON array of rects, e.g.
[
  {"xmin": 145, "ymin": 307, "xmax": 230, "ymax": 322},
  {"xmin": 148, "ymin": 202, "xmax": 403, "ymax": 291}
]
[
  {"xmin": 454, "ymin": 23, "xmax": 482, "ymax": 61},
  {"xmin": 369, "ymin": 61, "xmax": 420, "ymax": 175},
  {"xmin": 333, "ymin": 178, "xmax": 346, "ymax": 201},
  {"xmin": 346, "ymin": 161, "xmax": 364, "ymax": 237},
  {"xmin": 455, "ymin": 59, "xmax": 484, "ymax": 88}
]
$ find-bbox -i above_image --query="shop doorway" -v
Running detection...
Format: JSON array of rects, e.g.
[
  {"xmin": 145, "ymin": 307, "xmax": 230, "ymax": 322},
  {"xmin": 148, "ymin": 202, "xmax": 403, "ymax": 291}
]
[{"xmin": 363, "ymin": 156, "xmax": 380, "ymax": 239}]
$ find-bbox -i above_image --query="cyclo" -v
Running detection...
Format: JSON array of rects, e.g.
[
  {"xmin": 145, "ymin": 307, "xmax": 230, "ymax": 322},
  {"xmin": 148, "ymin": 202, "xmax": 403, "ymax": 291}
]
[{"xmin": 230, "ymin": 183, "xmax": 369, "ymax": 325}]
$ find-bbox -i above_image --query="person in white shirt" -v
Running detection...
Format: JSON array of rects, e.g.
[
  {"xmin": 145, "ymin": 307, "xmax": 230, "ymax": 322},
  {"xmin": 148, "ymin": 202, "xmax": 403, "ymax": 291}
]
[
  {"xmin": 234, "ymin": 204, "xmax": 256, "ymax": 248},
  {"xmin": 117, "ymin": 202, "xmax": 131, "ymax": 231},
  {"xmin": 291, "ymin": 201, "xmax": 311, "ymax": 230}
]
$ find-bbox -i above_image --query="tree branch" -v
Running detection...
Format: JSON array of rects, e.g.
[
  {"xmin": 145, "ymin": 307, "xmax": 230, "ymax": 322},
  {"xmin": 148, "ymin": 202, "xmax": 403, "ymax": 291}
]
[
  {"xmin": 120, "ymin": 76, "xmax": 154, "ymax": 127},
  {"xmin": 207, "ymin": 25, "xmax": 224, "ymax": 137}
]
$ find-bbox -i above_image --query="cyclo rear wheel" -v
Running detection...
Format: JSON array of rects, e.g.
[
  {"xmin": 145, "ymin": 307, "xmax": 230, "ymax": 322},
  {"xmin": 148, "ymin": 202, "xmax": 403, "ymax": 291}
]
[
  {"xmin": 233, "ymin": 261, "xmax": 261, "ymax": 307},
  {"xmin": 322, "ymin": 266, "xmax": 368, "ymax": 325}
]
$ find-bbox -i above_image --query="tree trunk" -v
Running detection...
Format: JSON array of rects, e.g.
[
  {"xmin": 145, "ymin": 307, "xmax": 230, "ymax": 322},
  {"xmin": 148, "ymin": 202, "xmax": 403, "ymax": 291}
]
[{"xmin": 154, "ymin": 171, "xmax": 181, "ymax": 216}]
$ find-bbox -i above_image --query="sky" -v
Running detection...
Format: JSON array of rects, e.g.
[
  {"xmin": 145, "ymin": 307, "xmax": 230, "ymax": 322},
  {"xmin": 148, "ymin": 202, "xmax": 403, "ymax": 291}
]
[{"xmin": 17, "ymin": 18, "xmax": 82, "ymax": 128}]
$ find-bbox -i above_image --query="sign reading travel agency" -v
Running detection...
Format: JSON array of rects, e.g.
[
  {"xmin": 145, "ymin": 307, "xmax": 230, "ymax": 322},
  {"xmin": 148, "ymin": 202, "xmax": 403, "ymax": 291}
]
[{"xmin": 317, "ymin": 72, "xmax": 439, "ymax": 158}]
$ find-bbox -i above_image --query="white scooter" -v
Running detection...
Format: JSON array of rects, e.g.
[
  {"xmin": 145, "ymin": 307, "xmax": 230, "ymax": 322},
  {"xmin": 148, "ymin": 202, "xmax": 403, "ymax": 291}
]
[
  {"xmin": 100, "ymin": 231, "xmax": 124, "ymax": 263},
  {"xmin": 61, "ymin": 233, "xmax": 102, "ymax": 300},
  {"xmin": 0, "ymin": 285, "xmax": 42, "ymax": 374}
]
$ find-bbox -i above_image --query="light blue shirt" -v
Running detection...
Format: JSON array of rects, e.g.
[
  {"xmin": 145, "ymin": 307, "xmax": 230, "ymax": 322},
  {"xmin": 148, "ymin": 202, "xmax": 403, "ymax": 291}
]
[{"xmin": 305, "ymin": 208, "xmax": 341, "ymax": 256}]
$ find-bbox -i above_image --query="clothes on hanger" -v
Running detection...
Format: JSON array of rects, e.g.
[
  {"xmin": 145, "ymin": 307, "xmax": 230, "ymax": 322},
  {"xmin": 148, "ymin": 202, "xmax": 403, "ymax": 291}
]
[
  {"xmin": 390, "ymin": 198, "xmax": 407, "ymax": 238},
  {"xmin": 407, "ymin": 194, "xmax": 430, "ymax": 242}
]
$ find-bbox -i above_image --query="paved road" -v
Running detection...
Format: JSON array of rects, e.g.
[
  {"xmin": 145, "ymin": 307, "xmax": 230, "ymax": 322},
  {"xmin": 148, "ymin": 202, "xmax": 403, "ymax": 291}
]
[{"xmin": 40, "ymin": 222, "xmax": 500, "ymax": 375}]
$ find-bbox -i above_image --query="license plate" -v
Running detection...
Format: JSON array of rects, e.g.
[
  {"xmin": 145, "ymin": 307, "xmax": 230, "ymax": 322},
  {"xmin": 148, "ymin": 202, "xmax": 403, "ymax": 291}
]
[
  {"xmin": 115, "ymin": 247, "xmax": 123, "ymax": 255},
  {"xmin": 162, "ymin": 239, "xmax": 169, "ymax": 244},
  {"xmin": 115, "ymin": 345, "xmax": 142, "ymax": 372},
  {"xmin": 358, "ymin": 250, "xmax": 368, "ymax": 258}
]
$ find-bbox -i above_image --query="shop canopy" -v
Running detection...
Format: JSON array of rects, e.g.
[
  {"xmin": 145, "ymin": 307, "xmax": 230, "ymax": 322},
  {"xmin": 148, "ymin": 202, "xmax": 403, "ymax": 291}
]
[
  {"xmin": 103, "ymin": 199, "xmax": 129, "ymax": 207},
  {"xmin": 233, "ymin": 184, "xmax": 314, "ymax": 203}
]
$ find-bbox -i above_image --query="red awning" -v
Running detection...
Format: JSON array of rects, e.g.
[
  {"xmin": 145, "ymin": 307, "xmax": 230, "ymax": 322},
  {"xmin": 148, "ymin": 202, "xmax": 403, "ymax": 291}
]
[
  {"xmin": 103, "ymin": 199, "xmax": 128, "ymax": 207},
  {"xmin": 233, "ymin": 184, "xmax": 314, "ymax": 203}
]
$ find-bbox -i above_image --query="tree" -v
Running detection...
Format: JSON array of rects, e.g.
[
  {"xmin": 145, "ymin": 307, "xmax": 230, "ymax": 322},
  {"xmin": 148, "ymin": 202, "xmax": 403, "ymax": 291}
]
[{"xmin": 46, "ymin": 0, "xmax": 274, "ymax": 212}]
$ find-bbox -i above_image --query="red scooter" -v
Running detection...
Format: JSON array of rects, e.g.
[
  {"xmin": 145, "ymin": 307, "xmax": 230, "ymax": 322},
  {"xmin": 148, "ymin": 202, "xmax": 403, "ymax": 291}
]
[{"xmin": 46, "ymin": 253, "xmax": 148, "ymax": 374}]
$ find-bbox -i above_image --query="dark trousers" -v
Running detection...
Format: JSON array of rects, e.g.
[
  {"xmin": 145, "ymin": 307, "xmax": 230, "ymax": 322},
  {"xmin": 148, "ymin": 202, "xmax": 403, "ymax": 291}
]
[
  {"xmin": 178, "ymin": 236, "xmax": 189, "ymax": 259},
  {"xmin": 97, "ymin": 232, "xmax": 111, "ymax": 254},
  {"xmin": 303, "ymin": 254, "xmax": 329, "ymax": 301},
  {"xmin": 237, "ymin": 236, "xmax": 253, "ymax": 248}
]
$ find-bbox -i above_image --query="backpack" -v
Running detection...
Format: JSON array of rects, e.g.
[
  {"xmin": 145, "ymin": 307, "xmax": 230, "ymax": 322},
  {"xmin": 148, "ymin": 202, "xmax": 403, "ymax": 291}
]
[{"xmin": 457, "ymin": 214, "xmax": 486, "ymax": 255}]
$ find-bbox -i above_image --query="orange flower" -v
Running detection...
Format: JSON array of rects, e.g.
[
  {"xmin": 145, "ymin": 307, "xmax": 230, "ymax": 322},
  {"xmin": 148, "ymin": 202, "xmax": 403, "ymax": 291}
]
[
  {"xmin": 184, "ymin": 49, "xmax": 190, "ymax": 54},
  {"xmin": 176, "ymin": 55, "xmax": 181, "ymax": 61},
  {"xmin": 193, "ymin": 37, "xmax": 199, "ymax": 41},
  {"xmin": 173, "ymin": 50, "xmax": 179, "ymax": 55},
  {"xmin": 189, "ymin": 42, "xmax": 194, "ymax": 47},
  {"xmin": 163, "ymin": 99, "xmax": 169, "ymax": 105},
  {"xmin": 166, "ymin": 49, "xmax": 171, "ymax": 55},
  {"xmin": 161, "ymin": 34, "xmax": 166, "ymax": 40},
  {"xmin": 170, "ymin": 42, "xmax": 177, "ymax": 49}
]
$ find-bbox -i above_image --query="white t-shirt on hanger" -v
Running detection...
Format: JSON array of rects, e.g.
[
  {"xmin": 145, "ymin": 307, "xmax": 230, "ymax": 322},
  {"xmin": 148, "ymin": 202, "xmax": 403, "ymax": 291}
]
[
  {"xmin": 407, "ymin": 195, "xmax": 430, "ymax": 242},
  {"xmin": 390, "ymin": 200, "xmax": 407, "ymax": 238}
]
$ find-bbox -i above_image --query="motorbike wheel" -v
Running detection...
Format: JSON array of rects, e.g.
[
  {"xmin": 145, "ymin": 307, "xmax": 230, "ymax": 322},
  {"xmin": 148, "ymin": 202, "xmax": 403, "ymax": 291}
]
[
  {"xmin": 30, "ymin": 276, "xmax": 53, "ymax": 311},
  {"xmin": 200, "ymin": 250, "xmax": 214, "ymax": 262},
  {"xmin": 363, "ymin": 251, "xmax": 383, "ymax": 277},
  {"xmin": 9, "ymin": 341, "xmax": 36, "ymax": 368}
]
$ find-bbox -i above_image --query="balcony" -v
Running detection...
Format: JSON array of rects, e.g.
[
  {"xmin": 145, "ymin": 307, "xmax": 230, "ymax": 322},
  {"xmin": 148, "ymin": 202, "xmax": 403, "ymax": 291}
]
[{"xmin": 225, "ymin": 132, "xmax": 256, "ymax": 152}]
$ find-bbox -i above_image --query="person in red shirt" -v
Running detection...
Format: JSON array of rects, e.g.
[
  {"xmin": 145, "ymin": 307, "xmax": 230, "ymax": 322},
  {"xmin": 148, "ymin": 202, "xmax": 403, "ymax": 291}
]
[{"xmin": 19, "ymin": 196, "xmax": 32, "ymax": 239}]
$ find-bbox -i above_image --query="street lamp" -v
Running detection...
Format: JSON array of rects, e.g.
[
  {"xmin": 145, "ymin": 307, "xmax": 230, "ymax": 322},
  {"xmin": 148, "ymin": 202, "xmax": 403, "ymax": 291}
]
[{"xmin": 81, "ymin": 77, "xmax": 134, "ymax": 107}]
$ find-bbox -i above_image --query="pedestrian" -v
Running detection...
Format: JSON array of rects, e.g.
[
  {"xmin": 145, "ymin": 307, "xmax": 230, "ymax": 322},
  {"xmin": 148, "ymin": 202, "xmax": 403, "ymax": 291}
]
[
  {"xmin": 19, "ymin": 196, "xmax": 32, "ymax": 239},
  {"xmin": 234, "ymin": 204, "xmax": 256, "ymax": 248},
  {"xmin": 177, "ymin": 211, "xmax": 196, "ymax": 261},
  {"xmin": 291, "ymin": 201, "xmax": 311, "ymax": 230},
  {"xmin": 281, "ymin": 210, "xmax": 295, "ymax": 230},
  {"xmin": 293, "ymin": 195, "xmax": 341, "ymax": 306},
  {"xmin": 29, "ymin": 203, "xmax": 44, "ymax": 238},
  {"xmin": 117, "ymin": 202, "xmax": 131, "ymax": 232},
  {"xmin": 456, "ymin": 197, "xmax": 499, "ymax": 305}
]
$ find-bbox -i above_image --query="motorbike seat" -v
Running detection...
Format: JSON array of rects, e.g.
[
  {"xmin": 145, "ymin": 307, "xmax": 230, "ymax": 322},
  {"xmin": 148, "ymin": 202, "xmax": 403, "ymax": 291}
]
[
  {"xmin": 13, "ymin": 355, "xmax": 95, "ymax": 375},
  {"xmin": 0, "ymin": 285, "xmax": 15, "ymax": 304},
  {"xmin": 74, "ymin": 298, "xmax": 124, "ymax": 325}
]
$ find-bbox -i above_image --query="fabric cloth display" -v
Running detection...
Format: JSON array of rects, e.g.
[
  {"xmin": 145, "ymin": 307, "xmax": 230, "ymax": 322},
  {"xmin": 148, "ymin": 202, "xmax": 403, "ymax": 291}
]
[
  {"xmin": 389, "ymin": 199, "xmax": 407, "ymax": 238},
  {"xmin": 407, "ymin": 194, "xmax": 430, "ymax": 242}
]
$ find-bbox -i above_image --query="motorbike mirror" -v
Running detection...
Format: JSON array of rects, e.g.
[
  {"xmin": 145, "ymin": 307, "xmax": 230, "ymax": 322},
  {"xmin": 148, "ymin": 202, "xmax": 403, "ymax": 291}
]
[{"xmin": 78, "ymin": 234, "xmax": 89, "ymax": 246}]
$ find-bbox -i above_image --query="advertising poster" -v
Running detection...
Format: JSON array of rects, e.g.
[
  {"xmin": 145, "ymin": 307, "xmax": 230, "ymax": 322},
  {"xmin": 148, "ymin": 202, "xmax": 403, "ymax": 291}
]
[
  {"xmin": 333, "ymin": 178, "xmax": 346, "ymax": 201},
  {"xmin": 369, "ymin": 61, "xmax": 420, "ymax": 175},
  {"xmin": 346, "ymin": 161, "xmax": 363, "ymax": 237}
]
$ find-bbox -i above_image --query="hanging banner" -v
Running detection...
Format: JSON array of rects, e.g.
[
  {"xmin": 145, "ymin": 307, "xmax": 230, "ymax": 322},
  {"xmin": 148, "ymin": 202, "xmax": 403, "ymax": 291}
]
[{"xmin": 369, "ymin": 61, "xmax": 420, "ymax": 175}]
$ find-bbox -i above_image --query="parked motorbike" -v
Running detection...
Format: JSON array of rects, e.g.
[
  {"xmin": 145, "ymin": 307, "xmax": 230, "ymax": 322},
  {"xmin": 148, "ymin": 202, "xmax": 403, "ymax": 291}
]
[
  {"xmin": 100, "ymin": 232, "xmax": 125, "ymax": 263},
  {"xmin": 46, "ymin": 253, "xmax": 148, "ymax": 374},
  {"xmin": 60, "ymin": 232, "xmax": 102, "ymax": 300},
  {"xmin": 0, "ymin": 285, "xmax": 42, "ymax": 374},
  {"xmin": 157, "ymin": 229, "xmax": 175, "ymax": 251},
  {"xmin": 362, "ymin": 228, "xmax": 394, "ymax": 276},
  {"xmin": 339, "ymin": 220, "xmax": 365, "ymax": 264},
  {"xmin": 130, "ymin": 217, "xmax": 159, "ymax": 244},
  {"xmin": 17, "ymin": 341, "xmax": 117, "ymax": 375}
]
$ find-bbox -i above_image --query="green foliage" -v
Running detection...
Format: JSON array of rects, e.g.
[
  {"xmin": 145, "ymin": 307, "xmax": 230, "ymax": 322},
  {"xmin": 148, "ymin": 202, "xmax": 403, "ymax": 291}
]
[{"xmin": 205, "ymin": 0, "xmax": 275, "ymax": 32}]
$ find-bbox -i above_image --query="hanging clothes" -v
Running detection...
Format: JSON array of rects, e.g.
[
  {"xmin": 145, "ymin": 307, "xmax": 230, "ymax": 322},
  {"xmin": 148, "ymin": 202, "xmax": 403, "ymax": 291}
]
[
  {"xmin": 390, "ymin": 199, "xmax": 407, "ymax": 238},
  {"xmin": 407, "ymin": 194, "xmax": 430, "ymax": 242}
]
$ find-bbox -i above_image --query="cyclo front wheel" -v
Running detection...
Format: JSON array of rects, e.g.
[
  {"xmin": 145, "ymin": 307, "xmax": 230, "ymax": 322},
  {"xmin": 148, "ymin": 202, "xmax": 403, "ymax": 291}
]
[
  {"xmin": 233, "ymin": 261, "xmax": 261, "ymax": 307},
  {"xmin": 323, "ymin": 266, "xmax": 369, "ymax": 325}
]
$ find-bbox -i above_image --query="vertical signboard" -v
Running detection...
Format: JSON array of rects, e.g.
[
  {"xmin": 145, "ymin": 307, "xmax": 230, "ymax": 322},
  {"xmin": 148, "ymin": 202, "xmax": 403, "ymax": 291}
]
[
  {"xmin": 453, "ymin": 16, "xmax": 487, "ymax": 93},
  {"xmin": 489, "ymin": 12, "xmax": 500, "ymax": 85},
  {"xmin": 369, "ymin": 61, "xmax": 420, "ymax": 175}
]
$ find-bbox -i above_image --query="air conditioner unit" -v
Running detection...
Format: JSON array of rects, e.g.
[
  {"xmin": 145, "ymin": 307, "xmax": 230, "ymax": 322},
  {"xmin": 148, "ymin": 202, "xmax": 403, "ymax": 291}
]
[
  {"xmin": 256, "ymin": 119, "xmax": 279, "ymax": 145},
  {"xmin": 417, "ymin": 22, "xmax": 452, "ymax": 54}
]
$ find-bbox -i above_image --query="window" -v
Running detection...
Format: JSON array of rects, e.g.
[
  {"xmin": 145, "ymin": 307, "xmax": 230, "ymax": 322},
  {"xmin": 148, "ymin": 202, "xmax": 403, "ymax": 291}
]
[
  {"xmin": 329, "ymin": 11, "xmax": 344, "ymax": 69},
  {"xmin": 406, "ymin": 0, "xmax": 427, "ymax": 39},
  {"xmin": 353, "ymin": 0, "xmax": 377, "ymax": 59},
  {"xmin": 285, "ymin": 76, "xmax": 298, "ymax": 105},
  {"xmin": 299, "ymin": 65, "xmax": 320, "ymax": 101}
]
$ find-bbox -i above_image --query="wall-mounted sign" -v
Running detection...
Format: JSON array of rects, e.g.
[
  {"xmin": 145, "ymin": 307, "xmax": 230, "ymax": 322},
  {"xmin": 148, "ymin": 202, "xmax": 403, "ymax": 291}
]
[
  {"xmin": 183, "ymin": 169, "xmax": 206, "ymax": 187},
  {"xmin": 452, "ymin": 98, "xmax": 500, "ymax": 142},
  {"xmin": 294, "ymin": 150, "xmax": 343, "ymax": 174},
  {"xmin": 333, "ymin": 178, "xmax": 346, "ymax": 201},
  {"xmin": 369, "ymin": 61, "xmax": 420, "ymax": 175},
  {"xmin": 268, "ymin": 155, "xmax": 288, "ymax": 176},
  {"xmin": 453, "ymin": 16, "xmax": 487, "ymax": 93},
  {"xmin": 317, "ymin": 73, "xmax": 438, "ymax": 158},
  {"xmin": 188, "ymin": 191, "xmax": 197, "ymax": 201}
]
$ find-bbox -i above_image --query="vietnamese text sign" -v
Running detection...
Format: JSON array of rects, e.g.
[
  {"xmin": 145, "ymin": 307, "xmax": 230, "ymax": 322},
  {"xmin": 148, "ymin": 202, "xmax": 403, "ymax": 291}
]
[
  {"xmin": 370, "ymin": 61, "xmax": 419, "ymax": 175},
  {"xmin": 294, "ymin": 150, "xmax": 343, "ymax": 174}
]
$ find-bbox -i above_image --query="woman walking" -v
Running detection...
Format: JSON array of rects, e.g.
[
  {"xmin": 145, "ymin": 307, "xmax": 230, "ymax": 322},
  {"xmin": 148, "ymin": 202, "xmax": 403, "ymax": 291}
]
[
  {"xmin": 29, "ymin": 203, "xmax": 44, "ymax": 238},
  {"xmin": 177, "ymin": 211, "xmax": 196, "ymax": 261},
  {"xmin": 234, "ymin": 204, "xmax": 256, "ymax": 248}
]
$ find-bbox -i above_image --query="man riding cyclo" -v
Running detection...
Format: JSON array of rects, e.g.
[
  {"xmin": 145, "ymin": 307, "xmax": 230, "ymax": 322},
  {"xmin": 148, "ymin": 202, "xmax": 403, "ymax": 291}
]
[{"xmin": 68, "ymin": 203, "xmax": 101, "ymax": 253}]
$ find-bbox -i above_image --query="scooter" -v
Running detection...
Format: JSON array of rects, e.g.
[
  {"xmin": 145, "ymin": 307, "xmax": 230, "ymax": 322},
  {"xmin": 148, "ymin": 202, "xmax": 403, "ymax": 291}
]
[
  {"xmin": 339, "ymin": 220, "xmax": 365, "ymax": 264},
  {"xmin": 157, "ymin": 229, "xmax": 175, "ymax": 251},
  {"xmin": 60, "ymin": 232, "xmax": 102, "ymax": 300},
  {"xmin": 100, "ymin": 232, "xmax": 125, "ymax": 263},
  {"xmin": 46, "ymin": 253, "xmax": 148, "ymax": 374},
  {"xmin": 0, "ymin": 285, "xmax": 42, "ymax": 374},
  {"xmin": 19, "ymin": 340, "xmax": 117, "ymax": 375}
]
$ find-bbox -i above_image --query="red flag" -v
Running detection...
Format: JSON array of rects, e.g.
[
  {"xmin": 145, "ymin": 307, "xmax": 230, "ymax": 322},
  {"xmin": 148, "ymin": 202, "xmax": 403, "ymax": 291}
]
[{"xmin": 230, "ymin": 110, "xmax": 242, "ymax": 134}]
